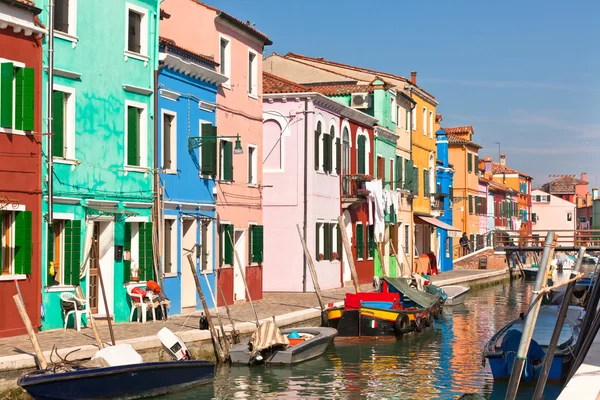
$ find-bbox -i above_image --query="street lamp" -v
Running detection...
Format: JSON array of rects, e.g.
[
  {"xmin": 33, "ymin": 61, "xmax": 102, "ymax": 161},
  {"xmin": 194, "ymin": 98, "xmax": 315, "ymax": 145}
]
[{"xmin": 188, "ymin": 134, "xmax": 244, "ymax": 155}]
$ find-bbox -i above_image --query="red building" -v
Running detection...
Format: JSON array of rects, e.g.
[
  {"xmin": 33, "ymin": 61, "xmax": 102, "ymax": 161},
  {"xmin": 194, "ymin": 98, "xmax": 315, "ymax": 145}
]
[
  {"xmin": 340, "ymin": 119, "xmax": 376, "ymax": 284},
  {"xmin": 0, "ymin": 0, "xmax": 44, "ymax": 338}
]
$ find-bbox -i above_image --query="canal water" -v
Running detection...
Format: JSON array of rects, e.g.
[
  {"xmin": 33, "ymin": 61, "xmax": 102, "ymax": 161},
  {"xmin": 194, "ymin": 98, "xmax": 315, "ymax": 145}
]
[{"xmin": 161, "ymin": 278, "xmax": 565, "ymax": 400}]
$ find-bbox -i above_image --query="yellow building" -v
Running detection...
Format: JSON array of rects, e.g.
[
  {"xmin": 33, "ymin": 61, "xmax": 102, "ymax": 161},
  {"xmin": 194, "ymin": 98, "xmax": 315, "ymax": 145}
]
[{"xmin": 444, "ymin": 126, "xmax": 482, "ymax": 256}]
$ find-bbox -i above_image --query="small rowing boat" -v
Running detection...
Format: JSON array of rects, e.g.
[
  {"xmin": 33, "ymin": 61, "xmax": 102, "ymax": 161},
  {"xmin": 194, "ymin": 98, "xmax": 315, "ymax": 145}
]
[{"xmin": 441, "ymin": 285, "xmax": 470, "ymax": 306}]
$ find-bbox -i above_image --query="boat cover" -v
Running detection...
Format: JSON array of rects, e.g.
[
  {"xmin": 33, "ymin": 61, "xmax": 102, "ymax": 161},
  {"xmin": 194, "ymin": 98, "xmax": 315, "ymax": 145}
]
[
  {"xmin": 383, "ymin": 277, "xmax": 439, "ymax": 309},
  {"xmin": 501, "ymin": 329, "xmax": 545, "ymax": 382},
  {"xmin": 91, "ymin": 344, "xmax": 143, "ymax": 366},
  {"xmin": 249, "ymin": 321, "xmax": 289, "ymax": 357}
]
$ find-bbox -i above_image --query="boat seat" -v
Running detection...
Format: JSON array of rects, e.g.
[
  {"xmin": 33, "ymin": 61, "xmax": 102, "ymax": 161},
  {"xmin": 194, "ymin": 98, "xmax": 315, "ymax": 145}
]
[{"xmin": 344, "ymin": 292, "xmax": 400, "ymax": 310}]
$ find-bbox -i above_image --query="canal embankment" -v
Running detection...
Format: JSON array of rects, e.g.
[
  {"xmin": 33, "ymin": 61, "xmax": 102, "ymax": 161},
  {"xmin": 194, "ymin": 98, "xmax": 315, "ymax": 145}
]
[
  {"xmin": 0, "ymin": 268, "xmax": 512, "ymax": 396},
  {"xmin": 558, "ymin": 329, "xmax": 600, "ymax": 399}
]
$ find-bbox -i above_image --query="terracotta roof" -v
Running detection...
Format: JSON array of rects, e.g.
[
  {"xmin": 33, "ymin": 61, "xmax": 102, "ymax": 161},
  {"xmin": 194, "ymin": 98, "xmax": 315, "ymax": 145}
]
[
  {"xmin": 545, "ymin": 175, "xmax": 588, "ymax": 185},
  {"xmin": 446, "ymin": 133, "xmax": 482, "ymax": 149},
  {"xmin": 285, "ymin": 52, "xmax": 436, "ymax": 100},
  {"xmin": 480, "ymin": 177, "xmax": 514, "ymax": 193},
  {"xmin": 442, "ymin": 126, "xmax": 474, "ymax": 135},
  {"xmin": 308, "ymin": 83, "xmax": 374, "ymax": 96},
  {"xmin": 263, "ymin": 72, "xmax": 310, "ymax": 94},
  {"xmin": 159, "ymin": 37, "xmax": 218, "ymax": 67},
  {"xmin": 186, "ymin": 1, "xmax": 272, "ymax": 45},
  {"xmin": 491, "ymin": 162, "xmax": 532, "ymax": 179},
  {"xmin": 0, "ymin": 0, "xmax": 40, "ymax": 13}
]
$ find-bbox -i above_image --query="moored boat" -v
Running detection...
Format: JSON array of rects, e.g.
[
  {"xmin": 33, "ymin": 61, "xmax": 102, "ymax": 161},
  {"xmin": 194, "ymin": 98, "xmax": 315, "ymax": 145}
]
[
  {"xmin": 441, "ymin": 285, "xmax": 470, "ymax": 306},
  {"xmin": 229, "ymin": 326, "xmax": 337, "ymax": 365},
  {"xmin": 324, "ymin": 277, "xmax": 443, "ymax": 338},
  {"xmin": 521, "ymin": 267, "xmax": 539, "ymax": 280},
  {"xmin": 483, "ymin": 305, "xmax": 583, "ymax": 381}
]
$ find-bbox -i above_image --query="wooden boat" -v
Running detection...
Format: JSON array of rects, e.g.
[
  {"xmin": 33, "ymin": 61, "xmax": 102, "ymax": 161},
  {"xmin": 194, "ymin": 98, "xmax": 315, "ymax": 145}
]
[
  {"xmin": 229, "ymin": 327, "xmax": 337, "ymax": 365},
  {"xmin": 521, "ymin": 267, "xmax": 540, "ymax": 280},
  {"xmin": 324, "ymin": 277, "xmax": 443, "ymax": 338},
  {"xmin": 483, "ymin": 305, "xmax": 583, "ymax": 381},
  {"xmin": 17, "ymin": 360, "xmax": 214, "ymax": 400},
  {"xmin": 441, "ymin": 285, "xmax": 470, "ymax": 306}
]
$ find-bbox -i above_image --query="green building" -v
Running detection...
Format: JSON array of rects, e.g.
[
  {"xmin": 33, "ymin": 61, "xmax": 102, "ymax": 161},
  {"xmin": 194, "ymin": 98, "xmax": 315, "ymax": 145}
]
[{"xmin": 38, "ymin": 0, "xmax": 160, "ymax": 329}]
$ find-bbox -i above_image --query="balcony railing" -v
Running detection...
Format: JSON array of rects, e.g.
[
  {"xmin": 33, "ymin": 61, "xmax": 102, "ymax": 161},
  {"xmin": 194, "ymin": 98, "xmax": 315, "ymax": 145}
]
[{"xmin": 342, "ymin": 174, "xmax": 372, "ymax": 208}]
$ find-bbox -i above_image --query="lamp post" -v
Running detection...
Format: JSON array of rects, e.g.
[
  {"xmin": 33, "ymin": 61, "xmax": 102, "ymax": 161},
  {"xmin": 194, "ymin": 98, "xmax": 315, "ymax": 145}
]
[
  {"xmin": 493, "ymin": 142, "xmax": 500, "ymax": 161},
  {"xmin": 188, "ymin": 134, "xmax": 243, "ymax": 154}
]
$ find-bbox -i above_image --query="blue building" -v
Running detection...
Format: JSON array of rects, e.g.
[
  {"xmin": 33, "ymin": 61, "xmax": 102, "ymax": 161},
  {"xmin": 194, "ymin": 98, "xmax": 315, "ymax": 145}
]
[
  {"xmin": 157, "ymin": 38, "xmax": 228, "ymax": 313},
  {"xmin": 435, "ymin": 129, "xmax": 457, "ymax": 272}
]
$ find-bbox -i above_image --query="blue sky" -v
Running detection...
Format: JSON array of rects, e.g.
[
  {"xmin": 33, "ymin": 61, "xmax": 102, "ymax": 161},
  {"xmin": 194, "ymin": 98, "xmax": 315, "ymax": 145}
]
[{"xmin": 207, "ymin": 0, "xmax": 600, "ymax": 188}]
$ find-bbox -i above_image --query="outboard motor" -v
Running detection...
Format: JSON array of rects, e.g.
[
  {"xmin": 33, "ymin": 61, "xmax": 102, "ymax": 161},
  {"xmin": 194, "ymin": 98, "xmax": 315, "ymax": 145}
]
[{"xmin": 157, "ymin": 327, "xmax": 191, "ymax": 361}]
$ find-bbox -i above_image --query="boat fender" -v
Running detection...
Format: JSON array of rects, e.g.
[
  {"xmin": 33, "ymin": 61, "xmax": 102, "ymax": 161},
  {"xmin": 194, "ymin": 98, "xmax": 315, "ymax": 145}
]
[
  {"xmin": 321, "ymin": 310, "xmax": 329, "ymax": 327},
  {"xmin": 424, "ymin": 309, "xmax": 433, "ymax": 327},
  {"xmin": 414, "ymin": 316, "xmax": 424, "ymax": 333},
  {"xmin": 394, "ymin": 314, "xmax": 410, "ymax": 334}
]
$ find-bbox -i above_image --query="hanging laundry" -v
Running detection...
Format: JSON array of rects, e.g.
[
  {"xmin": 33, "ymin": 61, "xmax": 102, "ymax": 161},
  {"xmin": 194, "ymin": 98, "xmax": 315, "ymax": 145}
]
[
  {"xmin": 365, "ymin": 180, "xmax": 385, "ymax": 239},
  {"xmin": 392, "ymin": 191, "xmax": 400, "ymax": 215}
]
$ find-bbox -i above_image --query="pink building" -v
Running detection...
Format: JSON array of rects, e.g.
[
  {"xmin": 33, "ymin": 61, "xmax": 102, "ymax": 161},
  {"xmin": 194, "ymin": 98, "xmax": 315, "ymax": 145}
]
[
  {"xmin": 262, "ymin": 73, "xmax": 378, "ymax": 291},
  {"xmin": 161, "ymin": 0, "xmax": 272, "ymax": 304},
  {"xmin": 531, "ymin": 189, "xmax": 576, "ymax": 244},
  {"xmin": 477, "ymin": 179, "xmax": 489, "ymax": 250}
]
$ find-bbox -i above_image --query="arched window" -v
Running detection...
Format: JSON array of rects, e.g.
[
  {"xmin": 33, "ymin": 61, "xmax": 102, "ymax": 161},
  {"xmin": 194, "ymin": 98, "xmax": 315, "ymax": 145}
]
[
  {"xmin": 342, "ymin": 127, "xmax": 350, "ymax": 194},
  {"xmin": 314, "ymin": 121, "xmax": 322, "ymax": 171},
  {"xmin": 263, "ymin": 119, "xmax": 282, "ymax": 170},
  {"xmin": 357, "ymin": 135, "xmax": 366, "ymax": 175}
]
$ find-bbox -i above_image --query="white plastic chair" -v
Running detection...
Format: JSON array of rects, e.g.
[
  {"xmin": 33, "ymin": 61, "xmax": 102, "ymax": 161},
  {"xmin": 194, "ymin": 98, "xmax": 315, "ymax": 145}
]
[
  {"xmin": 127, "ymin": 286, "xmax": 156, "ymax": 323},
  {"xmin": 60, "ymin": 292, "xmax": 89, "ymax": 331}
]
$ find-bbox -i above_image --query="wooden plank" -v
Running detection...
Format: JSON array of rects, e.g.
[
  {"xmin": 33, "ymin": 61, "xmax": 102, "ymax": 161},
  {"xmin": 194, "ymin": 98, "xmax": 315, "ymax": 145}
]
[
  {"xmin": 296, "ymin": 224, "xmax": 325, "ymax": 311},
  {"xmin": 13, "ymin": 295, "xmax": 47, "ymax": 370},
  {"xmin": 337, "ymin": 215, "xmax": 360, "ymax": 293}
]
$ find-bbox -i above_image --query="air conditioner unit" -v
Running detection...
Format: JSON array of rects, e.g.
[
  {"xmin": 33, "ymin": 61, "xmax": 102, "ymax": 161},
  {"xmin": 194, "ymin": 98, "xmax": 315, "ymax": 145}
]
[{"xmin": 351, "ymin": 93, "xmax": 370, "ymax": 109}]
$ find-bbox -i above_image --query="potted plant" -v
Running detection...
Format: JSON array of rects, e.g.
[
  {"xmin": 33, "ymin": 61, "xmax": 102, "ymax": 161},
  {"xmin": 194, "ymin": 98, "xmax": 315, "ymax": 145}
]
[
  {"xmin": 332, "ymin": 252, "xmax": 339, "ymax": 260},
  {"xmin": 318, "ymin": 253, "xmax": 325, "ymax": 261},
  {"xmin": 357, "ymin": 188, "xmax": 370, "ymax": 199}
]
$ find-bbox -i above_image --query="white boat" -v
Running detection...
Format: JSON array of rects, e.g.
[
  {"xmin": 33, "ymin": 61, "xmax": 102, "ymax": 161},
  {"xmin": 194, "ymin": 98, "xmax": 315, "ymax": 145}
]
[{"xmin": 441, "ymin": 285, "xmax": 470, "ymax": 306}]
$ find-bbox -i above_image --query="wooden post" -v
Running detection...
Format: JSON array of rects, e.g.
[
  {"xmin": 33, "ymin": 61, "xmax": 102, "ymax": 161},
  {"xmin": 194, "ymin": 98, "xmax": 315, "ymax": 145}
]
[
  {"xmin": 226, "ymin": 230, "xmax": 260, "ymax": 327},
  {"xmin": 202, "ymin": 272, "xmax": 229, "ymax": 351},
  {"xmin": 295, "ymin": 224, "xmax": 325, "ymax": 312},
  {"xmin": 389, "ymin": 242, "xmax": 406, "ymax": 277},
  {"xmin": 186, "ymin": 254, "xmax": 226, "ymax": 362},
  {"xmin": 76, "ymin": 286, "xmax": 103, "ymax": 349},
  {"xmin": 337, "ymin": 215, "xmax": 360, "ymax": 293},
  {"xmin": 219, "ymin": 286, "xmax": 239, "ymax": 344},
  {"xmin": 96, "ymin": 253, "xmax": 115, "ymax": 346},
  {"xmin": 376, "ymin": 239, "xmax": 389, "ymax": 277},
  {"xmin": 13, "ymin": 295, "xmax": 48, "ymax": 370}
]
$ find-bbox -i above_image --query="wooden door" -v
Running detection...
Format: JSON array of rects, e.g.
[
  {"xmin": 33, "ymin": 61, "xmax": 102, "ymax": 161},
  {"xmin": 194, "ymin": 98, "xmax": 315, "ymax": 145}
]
[{"xmin": 88, "ymin": 222, "xmax": 100, "ymax": 314}]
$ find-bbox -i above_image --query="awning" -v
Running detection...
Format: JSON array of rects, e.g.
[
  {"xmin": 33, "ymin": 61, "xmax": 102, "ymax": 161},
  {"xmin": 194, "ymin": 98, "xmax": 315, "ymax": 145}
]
[
  {"xmin": 84, "ymin": 205, "xmax": 139, "ymax": 216},
  {"xmin": 415, "ymin": 215, "xmax": 461, "ymax": 237}
]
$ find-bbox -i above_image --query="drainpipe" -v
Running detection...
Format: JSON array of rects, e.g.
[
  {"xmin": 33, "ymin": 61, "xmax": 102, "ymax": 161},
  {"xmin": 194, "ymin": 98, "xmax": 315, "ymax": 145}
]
[
  {"xmin": 302, "ymin": 99, "xmax": 309, "ymax": 292},
  {"xmin": 47, "ymin": 0, "xmax": 55, "ymax": 225},
  {"xmin": 463, "ymin": 145, "xmax": 468, "ymax": 234},
  {"xmin": 406, "ymin": 86, "xmax": 415, "ymax": 271},
  {"xmin": 154, "ymin": 63, "xmax": 165, "ymax": 292}
]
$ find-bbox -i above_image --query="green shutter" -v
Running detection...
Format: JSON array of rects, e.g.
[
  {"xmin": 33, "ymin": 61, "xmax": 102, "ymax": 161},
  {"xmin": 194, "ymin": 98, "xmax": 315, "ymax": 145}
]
[
  {"xmin": 476, "ymin": 197, "xmax": 481, "ymax": 215},
  {"xmin": 368, "ymin": 225, "xmax": 375, "ymax": 258},
  {"xmin": 413, "ymin": 166, "xmax": 419, "ymax": 195},
  {"xmin": 336, "ymin": 138, "xmax": 341, "ymax": 175},
  {"xmin": 315, "ymin": 223, "xmax": 320, "ymax": 257},
  {"xmin": 127, "ymin": 107, "xmax": 140, "ymax": 166},
  {"xmin": 251, "ymin": 225, "xmax": 263, "ymax": 263},
  {"xmin": 63, "ymin": 220, "xmax": 81, "ymax": 285},
  {"xmin": 139, "ymin": 222, "xmax": 154, "ymax": 281},
  {"xmin": 474, "ymin": 155, "xmax": 479, "ymax": 173},
  {"xmin": 424, "ymin": 170, "xmax": 429, "ymax": 197},
  {"xmin": 314, "ymin": 129, "xmax": 320, "ymax": 171},
  {"xmin": 124, "ymin": 222, "xmax": 132, "ymax": 281},
  {"xmin": 224, "ymin": 224, "xmax": 234, "ymax": 265},
  {"xmin": 322, "ymin": 133, "xmax": 330, "ymax": 173},
  {"xmin": 15, "ymin": 68, "xmax": 24, "ymax": 130},
  {"xmin": 404, "ymin": 159, "xmax": 414, "ymax": 191},
  {"xmin": 52, "ymin": 91, "xmax": 64, "ymax": 157},
  {"xmin": 22, "ymin": 68, "xmax": 34, "ymax": 131},
  {"xmin": 47, "ymin": 224, "xmax": 55, "ymax": 285},
  {"xmin": 396, "ymin": 155, "xmax": 403, "ymax": 187},
  {"xmin": 468, "ymin": 153, "xmax": 473, "ymax": 173},
  {"xmin": 337, "ymin": 224, "xmax": 342, "ymax": 260},
  {"xmin": 223, "ymin": 141, "xmax": 233, "ymax": 181},
  {"xmin": 14, "ymin": 211, "xmax": 32, "ymax": 275},
  {"xmin": 1, "ymin": 63, "xmax": 13, "ymax": 128},
  {"xmin": 324, "ymin": 223, "xmax": 331, "ymax": 260},
  {"xmin": 357, "ymin": 136, "xmax": 365, "ymax": 174},
  {"xmin": 469, "ymin": 195, "xmax": 473, "ymax": 214},
  {"xmin": 201, "ymin": 124, "xmax": 217, "ymax": 175},
  {"xmin": 356, "ymin": 224, "xmax": 364, "ymax": 259}
]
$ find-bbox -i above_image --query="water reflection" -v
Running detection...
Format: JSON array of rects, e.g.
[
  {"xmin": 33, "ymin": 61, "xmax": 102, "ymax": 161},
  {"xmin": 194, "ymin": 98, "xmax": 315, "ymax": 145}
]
[{"xmin": 159, "ymin": 279, "xmax": 564, "ymax": 400}]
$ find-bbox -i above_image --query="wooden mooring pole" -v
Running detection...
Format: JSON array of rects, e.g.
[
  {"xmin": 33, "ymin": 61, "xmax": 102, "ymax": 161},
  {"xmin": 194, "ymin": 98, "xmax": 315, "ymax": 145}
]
[
  {"xmin": 186, "ymin": 254, "xmax": 226, "ymax": 363},
  {"xmin": 219, "ymin": 286, "xmax": 240, "ymax": 344},
  {"xmin": 227, "ymin": 230, "xmax": 260, "ymax": 327},
  {"xmin": 76, "ymin": 286, "xmax": 103, "ymax": 349},
  {"xmin": 13, "ymin": 295, "xmax": 48, "ymax": 370},
  {"xmin": 337, "ymin": 215, "xmax": 361, "ymax": 293},
  {"xmin": 296, "ymin": 224, "xmax": 325, "ymax": 313}
]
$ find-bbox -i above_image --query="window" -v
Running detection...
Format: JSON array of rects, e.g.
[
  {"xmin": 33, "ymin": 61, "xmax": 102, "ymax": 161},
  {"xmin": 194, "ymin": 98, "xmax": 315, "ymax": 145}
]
[
  {"xmin": 125, "ymin": 103, "xmax": 147, "ymax": 167},
  {"xmin": 469, "ymin": 195, "xmax": 474, "ymax": 214},
  {"xmin": 126, "ymin": 4, "xmax": 148, "ymax": 56},
  {"xmin": 200, "ymin": 220, "xmax": 211, "ymax": 272},
  {"xmin": 219, "ymin": 223, "xmax": 234, "ymax": 266},
  {"xmin": 567, "ymin": 213, "xmax": 573, "ymax": 222},
  {"xmin": 47, "ymin": 219, "xmax": 81, "ymax": 285},
  {"xmin": 248, "ymin": 50, "xmax": 258, "ymax": 96},
  {"xmin": 124, "ymin": 222, "xmax": 154, "ymax": 282},
  {"xmin": 1, "ymin": 211, "xmax": 32, "ymax": 277},
  {"xmin": 249, "ymin": 224, "xmax": 264, "ymax": 263},
  {"xmin": 445, "ymin": 237, "xmax": 450, "ymax": 258},
  {"xmin": 357, "ymin": 134, "xmax": 366, "ymax": 174},
  {"xmin": 405, "ymin": 109, "xmax": 410, "ymax": 132},
  {"xmin": 412, "ymin": 108, "xmax": 416, "ymax": 131},
  {"xmin": 429, "ymin": 111, "xmax": 433, "ymax": 138},
  {"xmin": 200, "ymin": 122, "xmax": 217, "ymax": 175},
  {"xmin": 342, "ymin": 127, "xmax": 350, "ymax": 195},
  {"xmin": 161, "ymin": 111, "xmax": 176, "ymax": 172},
  {"xmin": 395, "ymin": 155, "xmax": 403, "ymax": 188},
  {"xmin": 449, "ymin": 186, "xmax": 453, "ymax": 201},
  {"xmin": 423, "ymin": 169, "xmax": 430, "ymax": 197},
  {"xmin": 391, "ymin": 97, "xmax": 397, "ymax": 124},
  {"xmin": 367, "ymin": 225, "xmax": 375, "ymax": 259},
  {"xmin": 219, "ymin": 37, "xmax": 231, "ymax": 83},
  {"xmin": 474, "ymin": 155, "xmax": 479, "ymax": 174},
  {"xmin": 467, "ymin": 153, "xmax": 473, "ymax": 173},
  {"xmin": 248, "ymin": 145, "xmax": 257, "ymax": 185},
  {"xmin": 333, "ymin": 126, "xmax": 340, "ymax": 175},
  {"xmin": 404, "ymin": 224, "xmax": 409, "ymax": 254},
  {"xmin": 377, "ymin": 156, "xmax": 385, "ymax": 181},
  {"xmin": 355, "ymin": 223, "xmax": 364, "ymax": 260},
  {"xmin": 52, "ymin": 87, "xmax": 76, "ymax": 159},
  {"xmin": 316, "ymin": 222, "xmax": 338, "ymax": 262},
  {"xmin": 316, "ymin": 222, "xmax": 324, "ymax": 259},
  {"xmin": 422, "ymin": 107, "xmax": 427, "ymax": 134},
  {"xmin": 219, "ymin": 139, "xmax": 233, "ymax": 182},
  {"xmin": 314, "ymin": 121, "xmax": 322, "ymax": 172},
  {"xmin": 54, "ymin": 0, "xmax": 70, "ymax": 34},
  {"xmin": 0, "ymin": 61, "xmax": 34, "ymax": 132},
  {"xmin": 532, "ymin": 213, "xmax": 537, "ymax": 223},
  {"xmin": 163, "ymin": 218, "xmax": 176, "ymax": 275},
  {"xmin": 396, "ymin": 105, "xmax": 401, "ymax": 128},
  {"xmin": 321, "ymin": 124, "xmax": 335, "ymax": 174}
]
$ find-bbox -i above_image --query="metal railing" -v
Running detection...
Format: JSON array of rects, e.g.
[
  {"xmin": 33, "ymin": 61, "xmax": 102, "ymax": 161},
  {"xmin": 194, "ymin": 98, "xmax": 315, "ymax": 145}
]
[
  {"xmin": 342, "ymin": 174, "xmax": 372, "ymax": 198},
  {"xmin": 493, "ymin": 229, "xmax": 600, "ymax": 251}
]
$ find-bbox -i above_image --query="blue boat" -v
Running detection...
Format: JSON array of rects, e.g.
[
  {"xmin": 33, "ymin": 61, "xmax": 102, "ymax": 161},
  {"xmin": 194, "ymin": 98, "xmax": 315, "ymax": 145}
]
[
  {"xmin": 483, "ymin": 305, "xmax": 582, "ymax": 381},
  {"xmin": 17, "ymin": 360, "xmax": 214, "ymax": 400}
]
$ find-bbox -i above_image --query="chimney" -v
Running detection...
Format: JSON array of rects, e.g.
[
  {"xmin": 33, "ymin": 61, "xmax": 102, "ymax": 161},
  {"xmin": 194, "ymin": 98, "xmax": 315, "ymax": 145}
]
[
  {"xmin": 594, "ymin": 188, "xmax": 599, "ymax": 200},
  {"xmin": 411, "ymin": 71, "xmax": 417, "ymax": 85},
  {"xmin": 581, "ymin": 172, "xmax": 587, "ymax": 182},
  {"xmin": 484, "ymin": 156, "xmax": 493, "ymax": 173},
  {"xmin": 500, "ymin": 154, "xmax": 506, "ymax": 166}
]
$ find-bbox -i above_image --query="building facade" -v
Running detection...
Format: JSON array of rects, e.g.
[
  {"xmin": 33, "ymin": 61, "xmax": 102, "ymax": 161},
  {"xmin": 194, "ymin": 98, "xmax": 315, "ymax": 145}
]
[
  {"xmin": 0, "ymin": 0, "xmax": 45, "ymax": 337},
  {"xmin": 531, "ymin": 189, "xmax": 576, "ymax": 245},
  {"xmin": 434, "ymin": 129, "xmax": 457, "ymax": 272},
  {"xmin": 161, "ymin": 0, "xmax": 272, "ymax": 304},
  {"xmin": 157, "ymin": 38, "xmax": 228, "ymax": 312},
  {"xmin": 37, "ymin": 0, "xmax": 159, "ymax": 329}
]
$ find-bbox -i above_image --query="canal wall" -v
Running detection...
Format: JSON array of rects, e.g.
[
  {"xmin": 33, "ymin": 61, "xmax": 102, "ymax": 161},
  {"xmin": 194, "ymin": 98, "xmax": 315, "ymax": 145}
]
[{"xmin": 453, "ymin": 248, "xmax": 508, "ymax": 270}]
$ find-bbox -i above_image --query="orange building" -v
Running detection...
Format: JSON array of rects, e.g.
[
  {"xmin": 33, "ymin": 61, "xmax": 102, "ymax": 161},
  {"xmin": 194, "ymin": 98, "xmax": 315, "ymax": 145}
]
[{"xmin": 444, "ymin": 126, "xmax": 482, "ymax": 251}]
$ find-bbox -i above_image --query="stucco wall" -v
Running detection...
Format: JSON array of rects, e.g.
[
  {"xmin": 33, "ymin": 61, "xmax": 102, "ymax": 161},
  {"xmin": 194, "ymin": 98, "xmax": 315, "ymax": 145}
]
[{"xmin": 531, "ymin": 190, "xmax": 576, "ymax": 243}]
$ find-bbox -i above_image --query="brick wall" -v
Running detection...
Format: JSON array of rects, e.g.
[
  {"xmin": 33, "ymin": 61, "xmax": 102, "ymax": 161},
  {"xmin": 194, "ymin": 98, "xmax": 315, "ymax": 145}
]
[{"xmin": 453, "ymin": 249, "xmax": 507, "ymax": 270}]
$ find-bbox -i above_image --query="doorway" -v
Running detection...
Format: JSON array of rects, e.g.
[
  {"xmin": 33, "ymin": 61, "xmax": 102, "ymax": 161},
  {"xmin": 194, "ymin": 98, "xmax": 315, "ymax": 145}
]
[
  {"xmin": 181, "ymin": 218, "xmax": 197, "ymax": 311},
  {"xmin": 342, "ymin": 210, "xmax": 352, "ymax": 284},
  {"xmin": 89, "ymin": 222, "xmax": 100, "ymax": 314},
  {"xmin": 233, "ymin": 229, "xmax": 246, "ymax": 302},
  {"xmin": 96, "ymin": 221, "xmax": 114, "ymax": 318}
]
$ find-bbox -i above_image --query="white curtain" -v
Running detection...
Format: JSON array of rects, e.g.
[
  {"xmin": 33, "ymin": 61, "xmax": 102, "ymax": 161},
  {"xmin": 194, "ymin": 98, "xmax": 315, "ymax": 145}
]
[{"xmin": 79, "ymin": 218, "xmax": 95, "ymax": 279}]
